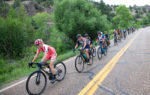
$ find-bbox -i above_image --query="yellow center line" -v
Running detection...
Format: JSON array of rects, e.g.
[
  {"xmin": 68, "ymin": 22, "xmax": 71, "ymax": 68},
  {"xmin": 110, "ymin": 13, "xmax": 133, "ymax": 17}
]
[{"xmin": 78, "ymin": 32, "xmax": 140, "ymax": 95}]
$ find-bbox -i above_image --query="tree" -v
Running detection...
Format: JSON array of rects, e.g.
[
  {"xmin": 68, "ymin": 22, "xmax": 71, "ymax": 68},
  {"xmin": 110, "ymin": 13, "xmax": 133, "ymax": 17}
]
[
  {"xmin": 54, "ymin": 0, "xmax": 111, "ymax": 42},
  {"xmin": 113, "ymin": 5, "xmax": 133, "ymax": 29},
  {"xmin": 96, "ymin": 0, "xmax": 114, "ymax": 21},
  {"xmin": 142, "ymin": 7, "xmax": 147, "ymax": 13}
]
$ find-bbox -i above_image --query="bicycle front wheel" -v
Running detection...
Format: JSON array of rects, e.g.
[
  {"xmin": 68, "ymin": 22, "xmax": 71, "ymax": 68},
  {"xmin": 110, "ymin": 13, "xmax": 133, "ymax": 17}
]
[
  {"xmin": 75, "ymin": 55, "xmax": 84, "ymax": 73},
  {"xmin": 97, "ymin": 47, "xmax": 102, "ymax": 60},
  {"xmin": 55, "ymin": 62, "xmax": 66, "ymax": 81},
  {"xmin": 26, "ymin": 70, "xmax": 47, "ymax": 95}
]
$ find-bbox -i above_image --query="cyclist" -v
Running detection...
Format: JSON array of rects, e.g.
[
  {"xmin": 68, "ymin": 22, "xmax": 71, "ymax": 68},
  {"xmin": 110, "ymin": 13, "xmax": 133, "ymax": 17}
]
[
  {"xmin": 84, "ymin": 33, "xmax": 93, "ymax": 48},
  {"xmin": 105, "ymin": 32, "xmax": 110, "ymax": 47},
  {"xmin": 117, "ymin": 29, "xmax": 121, "ymax": 40},
  {"xmin": 123, "ymin": 29, "xmax": 127, "ymax": 39},
  {"xmin": 95, "ymin": 31, "xmax": 105, "ymax": 48},
  {"xmin": 73, "ymin": 34, "xmax": 91, "ymax": 64},
  {"xmin": 113, "ymin": 29, "xmax": 117, "ymax": 39},
  {"xmin": 29, "ymin": 39, "xmax": 57, "ymax": 83}
]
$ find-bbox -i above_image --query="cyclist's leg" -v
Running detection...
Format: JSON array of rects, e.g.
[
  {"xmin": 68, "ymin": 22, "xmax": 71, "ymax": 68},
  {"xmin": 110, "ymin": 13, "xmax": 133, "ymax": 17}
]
[
  {"xmin": 49, "ymin": 53, "xmax": 57, "ymax": 75},
  {"xmin": 85, "ymin": 45, "xmax": 90, "ymax": 62},
  {"xmin": 48, "ymin": 53, "xmax": 57, "ymax": 83},
  {"xmin": 85, "ymin": 49, "xmax": 89, "ymax": 60}
]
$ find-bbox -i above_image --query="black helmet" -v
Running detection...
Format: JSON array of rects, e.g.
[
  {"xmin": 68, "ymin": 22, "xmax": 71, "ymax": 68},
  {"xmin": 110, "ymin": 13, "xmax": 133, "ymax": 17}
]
[
  {"xmin": 84, "ymin": 33, "xmax": 88, "ymax": 37},
  {"xmin": 76, "ymin": 34, "xmax": 81, "ymax": 39},
  {"xmin": 97, "ymin": 31, "xmax": 101, "ymax": 34}
]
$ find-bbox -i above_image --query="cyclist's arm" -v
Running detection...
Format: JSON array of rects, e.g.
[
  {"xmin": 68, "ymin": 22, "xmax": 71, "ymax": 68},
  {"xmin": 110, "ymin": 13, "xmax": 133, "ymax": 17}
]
[
  {"xmin": 75, "ymin": 44, "xmax": 78, "ymax": 49},
  {"xmin": 32, "ymin": 50, "xmax": 40, "ymax": 63},
  {"xmin": 41, "ymin": 52, "xmax": 48, "ymax": 62},
  {"xmin": 96, "ymin": 38, "xmax": 98, "ymax": 43},
  {"xmin": 83, "ymin": 41, "xmax": 86, "ymax": 49}
]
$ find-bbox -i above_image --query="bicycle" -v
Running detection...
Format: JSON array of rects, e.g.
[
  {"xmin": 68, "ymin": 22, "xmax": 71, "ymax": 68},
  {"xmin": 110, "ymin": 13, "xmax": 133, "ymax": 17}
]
[
  {"xmin": 97, "ymin": 42, "xmax": 107, "ymax": 60},
  {"xmin": 75, "ymin": 49, "xmax": 93, "ymax": 73},
  {"xmin": 26, "ymin": 62, "xmax": 66, "ymax": 95}
]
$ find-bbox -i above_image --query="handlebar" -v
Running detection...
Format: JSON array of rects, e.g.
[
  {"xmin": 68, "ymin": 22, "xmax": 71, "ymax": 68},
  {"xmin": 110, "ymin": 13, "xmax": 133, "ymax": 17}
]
[{"xmin": 28, "ymin": 62, "xmax": 48, "ymax": 68}]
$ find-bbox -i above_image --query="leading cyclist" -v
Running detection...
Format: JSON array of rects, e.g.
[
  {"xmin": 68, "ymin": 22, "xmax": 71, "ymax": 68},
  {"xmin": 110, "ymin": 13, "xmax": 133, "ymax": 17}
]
[{"xmin": 29, "ymin": 39, "xmax": 57, "ymax": 83}]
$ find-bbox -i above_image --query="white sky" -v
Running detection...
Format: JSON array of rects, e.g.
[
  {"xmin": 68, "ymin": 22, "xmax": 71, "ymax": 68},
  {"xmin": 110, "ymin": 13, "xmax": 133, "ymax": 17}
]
[{"xmin": 93, "ymin": 0, "xmax": 150, "ymax": 7}]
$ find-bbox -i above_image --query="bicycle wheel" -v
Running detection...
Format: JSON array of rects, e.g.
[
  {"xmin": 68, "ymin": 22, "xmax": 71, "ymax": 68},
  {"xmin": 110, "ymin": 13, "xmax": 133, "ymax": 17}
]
[
  {"xmin": 92, "ymin": 47, "xmax": 96, "ymax": 57},
  {"xmin": 89, "ymin": 52, "xmax": 93, "ymax": 65},
  {"xmin": 26, "ymin": 70, "xmax": 47, "ymax": 95},
  {"xmin": 104, "ymin": 47, "xmax": 107, "ymax": 56},
  {"xmin": 75, "ymin": 55, "xmax": 84, "ymax": 73},
  {"xmin": 54, "ymin": 62, "xmax": 66, "ymax": 81},
  {"xmin": 97, "ymin": 47, "xmax": 102, "ymax": 60}
]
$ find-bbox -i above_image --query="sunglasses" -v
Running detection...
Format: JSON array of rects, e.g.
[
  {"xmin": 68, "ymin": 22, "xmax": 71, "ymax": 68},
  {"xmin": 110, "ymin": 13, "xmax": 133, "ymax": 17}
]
[{"xmin": 35, "ymin": 44, "xmax": 39, "ymax": 46}]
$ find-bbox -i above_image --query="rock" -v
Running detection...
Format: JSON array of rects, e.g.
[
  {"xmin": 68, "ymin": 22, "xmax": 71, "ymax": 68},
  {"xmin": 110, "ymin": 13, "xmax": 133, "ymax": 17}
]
[{"xmin": 22, "ymin": 1, "xmax": 44, "ymax": 16}]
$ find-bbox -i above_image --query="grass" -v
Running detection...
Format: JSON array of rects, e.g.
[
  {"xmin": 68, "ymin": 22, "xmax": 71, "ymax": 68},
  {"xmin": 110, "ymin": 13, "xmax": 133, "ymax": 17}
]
[{"xmin": 0, "ymin": 50, "xmax": 76, "ymax": 87}]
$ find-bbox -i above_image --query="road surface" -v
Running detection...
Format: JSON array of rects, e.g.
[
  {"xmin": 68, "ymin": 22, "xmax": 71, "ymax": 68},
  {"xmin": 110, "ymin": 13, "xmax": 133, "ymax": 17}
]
[{"xmin": 0, "ymin": 27, "xmax": 150, "ymax": 95}]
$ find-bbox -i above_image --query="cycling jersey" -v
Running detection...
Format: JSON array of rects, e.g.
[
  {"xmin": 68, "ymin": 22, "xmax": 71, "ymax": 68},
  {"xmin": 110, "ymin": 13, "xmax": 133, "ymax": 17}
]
[
  {"xmin": 87, "ymin": 37, "xmax": 93, "ymax": 44},
  {"xmin": 37, "ymin": 44, "xmax": 57, "ymax": 61},
  {"xmin": 105, "ymin": 34, "xmax": 109, "ymax": 39},
  {"xmin": 97, "ymin": 35, "xmax": 104, "ymax": 44},
  {"xmin": 76, "ymin": 37, "xmax": 90, "ymax": 49},
  {"xmin": 76, "ymin": 37, "xmax": 90, "ymax": 45},
  {"xmin": 113, "ymin": 32, "xmax": 117, "ymax": 37},
  {"xmin": 117, "ymin": 30, "xmax": 120, "ymax": 34},
  {"xmin": 97, "ymin": 35, "xmax": 103, "ymax": 41}
]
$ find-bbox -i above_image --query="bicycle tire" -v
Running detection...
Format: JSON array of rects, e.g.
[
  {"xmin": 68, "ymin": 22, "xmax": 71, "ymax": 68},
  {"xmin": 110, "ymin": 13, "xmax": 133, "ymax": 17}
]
[
  {"xmin": 92, "ymin": 47, "xmax": 96, "ymax": 57},
  {"xmin": 89, "ymin": 51, "xmax": 94, "ymax": 65},
  {"xmin": 75, "ymin": 55, "xmax": 84, "ymax": 73},
  {"xmin": 97, "ymin": 47, "xmax": 102, "ymax": 60},
  {"xmin": 26, "ymin": 70, "xmax": 47, "ymax": 95},
  {"xmin": 54, "ymin": 62, "xmax": 66, "ymax": 81}
]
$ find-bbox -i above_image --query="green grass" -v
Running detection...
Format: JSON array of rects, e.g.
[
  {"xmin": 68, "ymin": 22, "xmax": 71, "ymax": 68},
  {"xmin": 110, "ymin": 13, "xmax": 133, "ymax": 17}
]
[{"xmin": 0, "ymin": 50, "xmax": 76, "ymax": 87}]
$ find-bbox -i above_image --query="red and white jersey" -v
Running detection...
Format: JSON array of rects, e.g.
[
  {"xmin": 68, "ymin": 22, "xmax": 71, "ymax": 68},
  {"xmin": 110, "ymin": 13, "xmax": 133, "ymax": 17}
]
[{"xmin": 37, "ymin": 44, "xmax": 56, "ymax": 56}]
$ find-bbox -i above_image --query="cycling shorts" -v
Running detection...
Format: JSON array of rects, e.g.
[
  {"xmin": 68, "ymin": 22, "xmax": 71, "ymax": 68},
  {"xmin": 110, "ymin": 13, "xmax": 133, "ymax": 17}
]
[{"xmin": 46, "ymin": 53, "xmax": 57, "ymax": 61}]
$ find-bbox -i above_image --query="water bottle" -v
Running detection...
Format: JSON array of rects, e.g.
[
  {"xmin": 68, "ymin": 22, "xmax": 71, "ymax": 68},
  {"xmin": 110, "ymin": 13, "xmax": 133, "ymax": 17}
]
[
  {"xmin": 44, "ymin": 67, "xmax": 49, "ymax": 73},
  {"xmin": 83, "ymin": 54, "xmax": 87, "ymax": 59}
]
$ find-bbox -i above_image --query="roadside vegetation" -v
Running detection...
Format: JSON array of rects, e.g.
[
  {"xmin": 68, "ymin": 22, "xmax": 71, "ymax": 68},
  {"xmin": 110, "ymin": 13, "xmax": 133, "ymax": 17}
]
[{"xmin": 0, "ymin": 0, "xmax": 150, "ymax": 86}]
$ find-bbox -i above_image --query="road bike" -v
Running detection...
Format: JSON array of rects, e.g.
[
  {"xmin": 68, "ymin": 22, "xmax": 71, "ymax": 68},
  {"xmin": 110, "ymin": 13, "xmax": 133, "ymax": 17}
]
[
  {"xmin": 26, "ymin": 62, "xmax": 66, "ymax": 95},
  {"xmin": 75, "ymin": 49, "xmax": 93, "ymax": 73}
]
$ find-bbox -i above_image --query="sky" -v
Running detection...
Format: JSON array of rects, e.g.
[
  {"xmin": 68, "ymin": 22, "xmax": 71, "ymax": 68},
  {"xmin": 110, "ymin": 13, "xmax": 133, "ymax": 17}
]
[{"xmin": 93, "ymin": 0, "xmax": 150, "ymax": 7}]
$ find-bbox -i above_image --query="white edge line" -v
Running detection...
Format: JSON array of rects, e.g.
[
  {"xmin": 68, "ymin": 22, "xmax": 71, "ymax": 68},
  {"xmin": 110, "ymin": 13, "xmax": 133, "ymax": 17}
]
[{"xmin": 0, "ymin": 78, "xmax": 27, "ymax": 93}]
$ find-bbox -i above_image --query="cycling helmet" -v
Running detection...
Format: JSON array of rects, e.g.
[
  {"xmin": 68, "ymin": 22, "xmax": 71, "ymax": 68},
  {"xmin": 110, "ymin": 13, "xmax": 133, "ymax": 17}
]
[
  {"xmin": 76, "ymin": 34, "xmax": 81, "ymax": 39},
  {"xmin": 97, "ymin": 31, "xmax": 101, "ymax": 34},
  {"xmin": 34, "ymin": 39, "xmax": 43, "ymax": 45},
  {"xmin": 84, "ymin": 33, "xmax": 88, "ymax": 37}
]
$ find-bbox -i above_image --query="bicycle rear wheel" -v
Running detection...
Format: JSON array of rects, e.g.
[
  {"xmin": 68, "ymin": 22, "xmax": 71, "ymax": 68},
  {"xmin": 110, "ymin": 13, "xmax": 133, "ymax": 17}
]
[
  {"xmin": 104, "ymin": 48, "xmax": 107, "ymax": 56},
  {"xmin": 75, "ymin": 55, "xmax": 84, "ymax": 73},
  {"xmin": 92, "ymin": 47, "xmax": 96, "ymax": 57},
  {"xmin": 89, "ymin": 52, "xmax": 93, "ymax": 65},
  {"xmin": 97, "ymin": 47, "xmax": 102, "ymax": 60},
  {"xmin": 55, "ymin": 62, "xmax": 66, "ymax": 81},
  {"xmin": 26, "ymin": 70, "xmax": 47, "ymax": 95}
]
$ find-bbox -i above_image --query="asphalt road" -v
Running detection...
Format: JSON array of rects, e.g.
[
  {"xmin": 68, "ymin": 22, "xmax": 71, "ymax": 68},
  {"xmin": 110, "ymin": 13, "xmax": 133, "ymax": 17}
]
[{"xmin": 0, "ymin": 27, "xmax": 150, "ymax": 95}]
